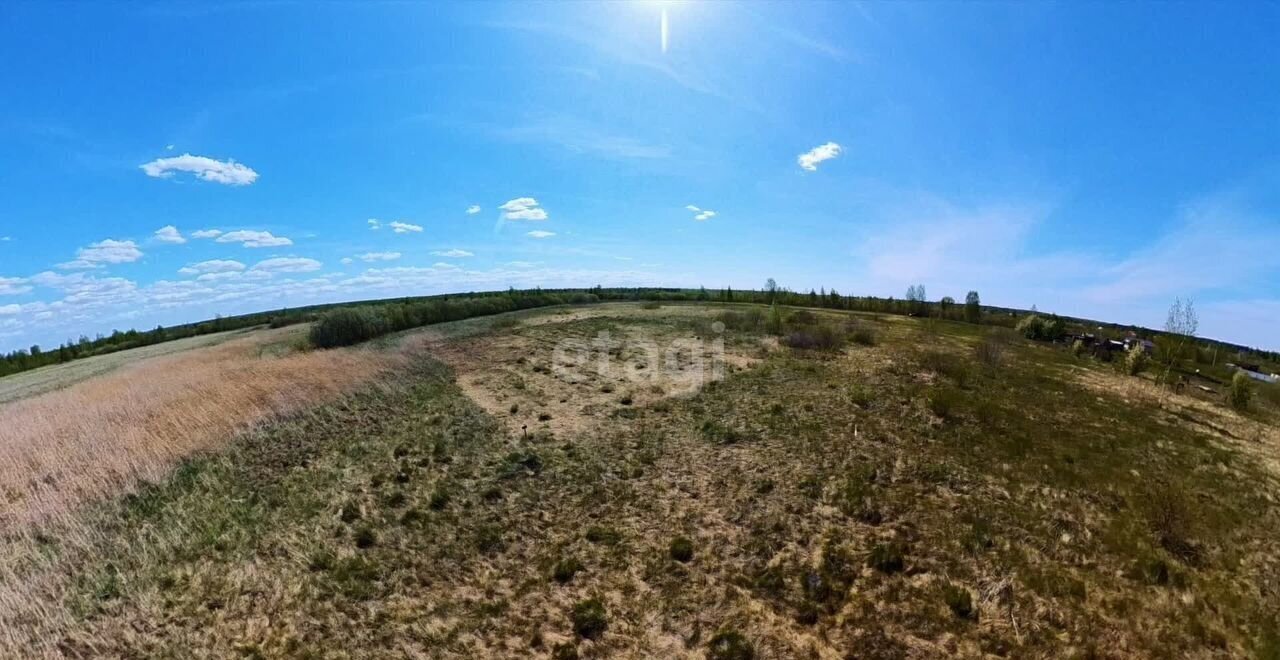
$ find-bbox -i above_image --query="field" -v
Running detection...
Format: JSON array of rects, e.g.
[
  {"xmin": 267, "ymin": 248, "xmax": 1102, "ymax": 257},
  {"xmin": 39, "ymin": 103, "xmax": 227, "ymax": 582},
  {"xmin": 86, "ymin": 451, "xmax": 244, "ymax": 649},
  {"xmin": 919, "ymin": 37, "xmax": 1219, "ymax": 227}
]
[{"xmin": 2, "ymin": 303, "xmax": 1279, "ymax": 658}]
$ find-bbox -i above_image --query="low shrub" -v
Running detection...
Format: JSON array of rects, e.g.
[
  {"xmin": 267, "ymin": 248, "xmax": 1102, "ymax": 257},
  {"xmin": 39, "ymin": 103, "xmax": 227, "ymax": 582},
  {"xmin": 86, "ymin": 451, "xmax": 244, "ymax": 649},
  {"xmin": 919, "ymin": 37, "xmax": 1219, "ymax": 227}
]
[
  {"xmin": 782, "ymin": 324, "xmax": 844, "ymax": 351},
  {"xmin": 716, "ymin": 309, "xmax": 764, "ymax": 332},
  {"xmin": 921, "ymin": 350, "xmax": 970, "ymax": 387},
  {"xmin": 585, "ymin": 526, "xmax": 622, "ymax": 545},
  {"xmin": 552, "ymin": 558, "xmax": 583, "ymax": 584},
  {"xmin": 867, "ymin": 542, "xmax": 905, "ymax": 573},
  {"xmin": 927, "ymin": 388, "xmax": 961, "ymax": 419},
  {"xmin": 849, "ymin": 323, "xmax": 877, "ymax": 346},
  {"xmin": 669, "ymin": 537, "xmax": 694, "ymax": 562},
  {"xmin": 1124, "ymin": 346, "xmax": 1149, "ymax": 376},
  {"xmin": 707, "ymin": 630, "xmax": 755, "ymax": 660},
  {"xmin": 975, "ymin": 333, "xmax": 1006, "ymax": 368},
  {"xmin": 1229, "ymin": 371, "xmax": 1252, "ymax": 411},
  {"xmin": 942, "ymin": 583, "xmax": 976, "ymax": 620},
  {"xmin": 571, "ymin": 599, "xmax": 608, "ymax": 639}
]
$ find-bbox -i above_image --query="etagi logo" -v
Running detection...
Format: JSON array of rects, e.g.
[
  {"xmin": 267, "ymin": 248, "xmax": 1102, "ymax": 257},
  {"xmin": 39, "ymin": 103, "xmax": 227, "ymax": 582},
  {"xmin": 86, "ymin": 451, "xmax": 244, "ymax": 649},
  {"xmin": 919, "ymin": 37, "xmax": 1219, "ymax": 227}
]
[{"xmin": 552, "ymin": 322, "xmax": 727, "ymax": 394}]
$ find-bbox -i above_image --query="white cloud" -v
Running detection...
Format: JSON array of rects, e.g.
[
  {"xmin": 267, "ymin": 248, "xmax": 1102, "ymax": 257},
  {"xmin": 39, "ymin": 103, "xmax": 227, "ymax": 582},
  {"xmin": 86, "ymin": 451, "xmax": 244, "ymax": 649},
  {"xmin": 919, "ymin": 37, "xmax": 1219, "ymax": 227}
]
[
  {"xmin": 58, "ymin": 239, "xmax": 144, "ymax": 269},
  {"xmin": 431, "ymin": 249, "xmax": 474, "ymax": 258},
  {"xmin": 0, "ymin": 304, "xmax": 20, "ymax": 316},
  {"xmin": 526, "ymin": 230, "xmax": 556, "ymax": 239},
  {"xmin": 251, "ymin": 257, "xmax": 322, "ymax": 273},
  {"xmin": 139, "ymin": 153, "xmax": 259, "ymax": 186},
  {"xmin": 432, "ymin": 262, "xmax": 460, "ymax": 269},
  {"xmin": 178, "ymin": 260, "xmax": 246, "ymax": 276},
  {"xmin": 340, "ymin": 257, "xmax": 354, "ymax": 265},
  {"xmin": 389, "ymin": 221, "xmax": 423, "ymax": 234},
  {"xmin": 695, "ymin": 210, "xmax": 716, "ymax": 221},
  {"xmin": 216, "ymin": 230, "xmax": 292, "ymax": 248},
  {"xmin": 367, "ymin": 218, "xmax": 381, "ymax": 230},
  {"xmin": 797, "ymin": 141, "xmax": 842, "ymax": 172},
  {"xmin": 0, "ymin": 277, "xmax": 31, "ymax": 295},
  {"xmin": 153, "ymin": 225, "xmax": 186, "ymax": 244},
  {"xmin": 685, "ymin": 205, "xmax": 701, "ymax": 212},
  {"xmin": 358, "ymin": 252, "xmax": 401, "ymax": 262},
  {"xmin": 466, "ymin": 205, "xmax": 481, "ymax": 215},
  {"xmin": 500, "ymin": 197, "xmax": 548, "ymax": 221},
  {"xmin": 191, "ymin": 229, "xmax": 223, "ymax": 239}
]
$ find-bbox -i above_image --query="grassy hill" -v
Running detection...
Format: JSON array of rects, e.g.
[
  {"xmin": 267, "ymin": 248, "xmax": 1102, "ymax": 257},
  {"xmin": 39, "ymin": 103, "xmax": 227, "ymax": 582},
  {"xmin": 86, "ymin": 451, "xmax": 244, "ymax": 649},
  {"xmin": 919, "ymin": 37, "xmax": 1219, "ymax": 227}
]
[{"xmin": 4, "ymin": 303, "xmax": 1279, "ymax": 658}]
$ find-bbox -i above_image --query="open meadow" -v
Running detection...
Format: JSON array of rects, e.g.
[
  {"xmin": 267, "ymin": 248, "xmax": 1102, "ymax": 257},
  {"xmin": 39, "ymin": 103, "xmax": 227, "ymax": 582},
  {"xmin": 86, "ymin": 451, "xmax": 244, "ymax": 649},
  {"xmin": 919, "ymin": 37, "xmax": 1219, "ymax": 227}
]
[{"xmin": 2, "ymin": 302, "xmax": 1279, "ymax": 658}]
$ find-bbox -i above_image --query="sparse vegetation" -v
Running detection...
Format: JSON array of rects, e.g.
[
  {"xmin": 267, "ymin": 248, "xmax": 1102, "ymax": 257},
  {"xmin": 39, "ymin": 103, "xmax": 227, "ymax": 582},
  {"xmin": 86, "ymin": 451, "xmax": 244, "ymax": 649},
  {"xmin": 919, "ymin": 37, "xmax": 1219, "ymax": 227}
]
[
  {"xmin": 669, "ymin": 536, "xmax": 694, "ymax": 562},
  {"xmin": 570, "ymin": 598, "xmax": 608, "ymax": 640},
  {"xmin": 2, "ymin": 300, "xmax": 1277, "ymax": 657},
  {"xmin": 1230, "ymin": 371, "xmax": 1252, "ymax": 411},
  {"xmin": 707, "ymin": 630, "xmax": 755, "ymax": 659}
]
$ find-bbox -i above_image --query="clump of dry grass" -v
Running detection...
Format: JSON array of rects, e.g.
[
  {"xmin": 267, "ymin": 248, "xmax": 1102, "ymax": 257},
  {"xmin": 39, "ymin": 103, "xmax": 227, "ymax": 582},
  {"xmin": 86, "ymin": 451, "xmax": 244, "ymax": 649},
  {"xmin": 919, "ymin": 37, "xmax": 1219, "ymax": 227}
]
[{"xmin": 0, "ymin": 326, "xmax": 398, "ymax": 529}]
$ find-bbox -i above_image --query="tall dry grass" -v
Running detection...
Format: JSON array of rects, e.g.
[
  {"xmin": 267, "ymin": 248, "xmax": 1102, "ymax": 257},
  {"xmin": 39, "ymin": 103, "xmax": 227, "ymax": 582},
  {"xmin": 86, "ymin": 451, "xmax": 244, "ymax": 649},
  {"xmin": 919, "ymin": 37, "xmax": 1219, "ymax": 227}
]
[
  {"xmin": 0, "ymin": 326, "xmax": 413, "ymax": 655},
  {"xmin": 0, "ymin": 326, "xmax": 399, "ymax": 529}
]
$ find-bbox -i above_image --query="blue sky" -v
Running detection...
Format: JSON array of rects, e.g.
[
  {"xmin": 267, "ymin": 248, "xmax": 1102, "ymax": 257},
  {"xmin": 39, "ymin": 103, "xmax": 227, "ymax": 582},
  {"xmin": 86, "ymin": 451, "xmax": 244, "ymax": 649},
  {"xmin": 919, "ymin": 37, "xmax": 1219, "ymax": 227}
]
[{"xmin": 1, "ymin": 1, "xmax": 1278, "ymax": 352}]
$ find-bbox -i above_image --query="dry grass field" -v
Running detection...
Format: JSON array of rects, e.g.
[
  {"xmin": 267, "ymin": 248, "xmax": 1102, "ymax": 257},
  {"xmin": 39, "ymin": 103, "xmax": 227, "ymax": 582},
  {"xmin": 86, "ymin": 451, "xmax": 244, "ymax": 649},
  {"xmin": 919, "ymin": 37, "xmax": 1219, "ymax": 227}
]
[{"xmin": 2, "ymin": 303, "xmax": 1279, "ymax": 658}]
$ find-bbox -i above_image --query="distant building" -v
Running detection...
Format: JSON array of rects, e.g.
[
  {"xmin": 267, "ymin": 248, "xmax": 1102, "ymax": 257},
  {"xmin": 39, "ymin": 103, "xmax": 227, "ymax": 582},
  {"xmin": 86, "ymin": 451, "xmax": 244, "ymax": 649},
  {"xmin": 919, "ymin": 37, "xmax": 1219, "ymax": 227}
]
[{"xmin": 1226, "ymin": 363, "xmax": 1279, "ymax": 384}]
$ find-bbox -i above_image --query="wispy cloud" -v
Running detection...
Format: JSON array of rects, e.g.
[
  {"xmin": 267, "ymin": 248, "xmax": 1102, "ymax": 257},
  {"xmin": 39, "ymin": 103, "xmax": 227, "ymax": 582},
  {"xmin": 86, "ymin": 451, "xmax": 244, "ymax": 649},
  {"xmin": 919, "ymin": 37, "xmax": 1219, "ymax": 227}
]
[
  {"xmin": 466, "ymin": 205, "xmax": 481, "ymax": 215},
  {"xmin": 367, "ymin": 218, "xmax": 381, "ymax": 230},
  {"xmin": 0, "ymin": 277, "xmax": 31, "ymax": 296},
  {"xmin": 358, "ymin": 252, "xmax": 401, "ymax": 262},
  {"xmin": 493, "ymin": 118, "xmax": 671, "ymax": 161},
  {"xmin": 389, "ymin": 221, "xmax": 423, "ymax": 234},
  {"xmin": 526, "ymin": 230, "xmax": 556, "ymax": 239},
  {"xmin": 153, "ymin": 225, "xmax": 186, "ymax": 244},
  {"xmin": 59, "ymin": 239, "xmax": 144, "ymax": 269},
  {"xmin": 139, "ymin": 153, "xmax": 258, "ymax": 185},
  {"xmin": 191, "ymin": 229, "xmax": 223, "ymax": 239},
  {"xmin": 216, "ymin": 230, "xmax": 292, "ymax": 248},
  {"xmin": 252, "ymin": 257, "xmax": 322, "ymax": 273},
  {"xmin": 798, "ymin": 142, "xmax": 842, "ymax": 171},
  {"xmin": 178, "ymin": 260, "xmax": 246, "ymax": 276},
  {"xmin": 431, "ymin": 249, "xmax": 474, "ymax": 258},
  {"xmin": 500, "ymin": 198, "xmax": 548, "ymax": 221}
]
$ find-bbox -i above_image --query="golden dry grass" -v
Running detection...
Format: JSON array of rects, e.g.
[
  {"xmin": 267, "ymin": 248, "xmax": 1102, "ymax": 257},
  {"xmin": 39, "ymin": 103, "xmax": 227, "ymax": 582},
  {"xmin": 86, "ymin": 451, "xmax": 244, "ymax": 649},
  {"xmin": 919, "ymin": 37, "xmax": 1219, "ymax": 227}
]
[
  {"xmin": 0, "ymin": 325, "xmax": 418, "ymax": 656},
  {"xmin": 0, "ymin": 325, "xmax": 399, "ymax": 529}
]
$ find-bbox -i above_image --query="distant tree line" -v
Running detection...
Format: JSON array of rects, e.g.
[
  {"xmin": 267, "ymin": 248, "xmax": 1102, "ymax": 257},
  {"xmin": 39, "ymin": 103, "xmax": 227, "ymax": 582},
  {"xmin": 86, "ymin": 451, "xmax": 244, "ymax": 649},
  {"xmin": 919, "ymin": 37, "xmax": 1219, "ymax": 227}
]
[{"xmin": 3, "ymin": 283, "xmax": 1277, "ymax": 377}]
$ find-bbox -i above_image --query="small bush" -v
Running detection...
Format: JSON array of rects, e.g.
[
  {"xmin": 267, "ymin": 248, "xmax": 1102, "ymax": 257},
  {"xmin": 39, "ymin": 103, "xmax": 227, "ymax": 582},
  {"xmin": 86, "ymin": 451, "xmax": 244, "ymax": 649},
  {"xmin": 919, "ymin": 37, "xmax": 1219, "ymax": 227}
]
[
  {"xmin": 1142, "ymin": 482, "xmax": 1201, "ymax": 563},
  {"xmin": 927, "ymin": 388, "xmax": 960, "ymax": 419},
  {"xmin": 975, "ymin": 333, "xmax": 1005, "ymax": 368},
  {"xmin": 552, "ymin": 558, "xmax": 583, "ymax": 584},
  {"xmin": 353, "ymin": 526, "xmax": 377, "ymax": 549},
  {"xmin": 571, "ymin": 599, "xmax": 608, "ymax": 639},
  {"xmin": 921, "ymin": 350, "xmax": 970, "ymax": 386},
  {"xmin": 782, "ymin": 324, "xmax": 844, "ymax": 351},
  {"xmin": 641, "ymin": 301, "xmax": 662, "ymax": 310},
  {"xmin": 1229, "ymin": 371, "xmax": 1252, "ymax": 411},
  {"xmin": 309, "ymin": 307, "xmax": 389, "ymax": 348},
  {"xmin": 942, "ymin": 583, "xmax": 976, "ymax": 620},
  {"xmin": 707, "ymin": 630, "xmax": 755, "ymax": 660},
  {"xmin": 867, "ymin": 542, "xmax": 905, "ymax": 574},
  {"xmin": 850, "ymin": 324, "xmax": 877, "ymax": 346},
  {"xmin": 585, "ymin": 526, "xmax": 622, "ymax": 545},
  {"xmin": 716, "ymin": 309, "xmax": 764, "ymax": 333},
  {"xmin": 1071, "ymin": 339, "xmax": 1087, "ymax": 358},
  {"xmin": 428, "ymin": 488, "xmax": 451, "ymax": 510},
  {"xmin": 764, "ymin": 305, "xmax": 785, "ymax": 335},
  {"xmin": 1124, "ymin": 346, "xmax": 1149, "ymax": 376},
  {"xmin": 476, "ymin": 526, "xmax": 505, "ymax": 554},
  {"xmin": 669, "ymin": 537, "xmax": 694, "ymax": 562}
]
